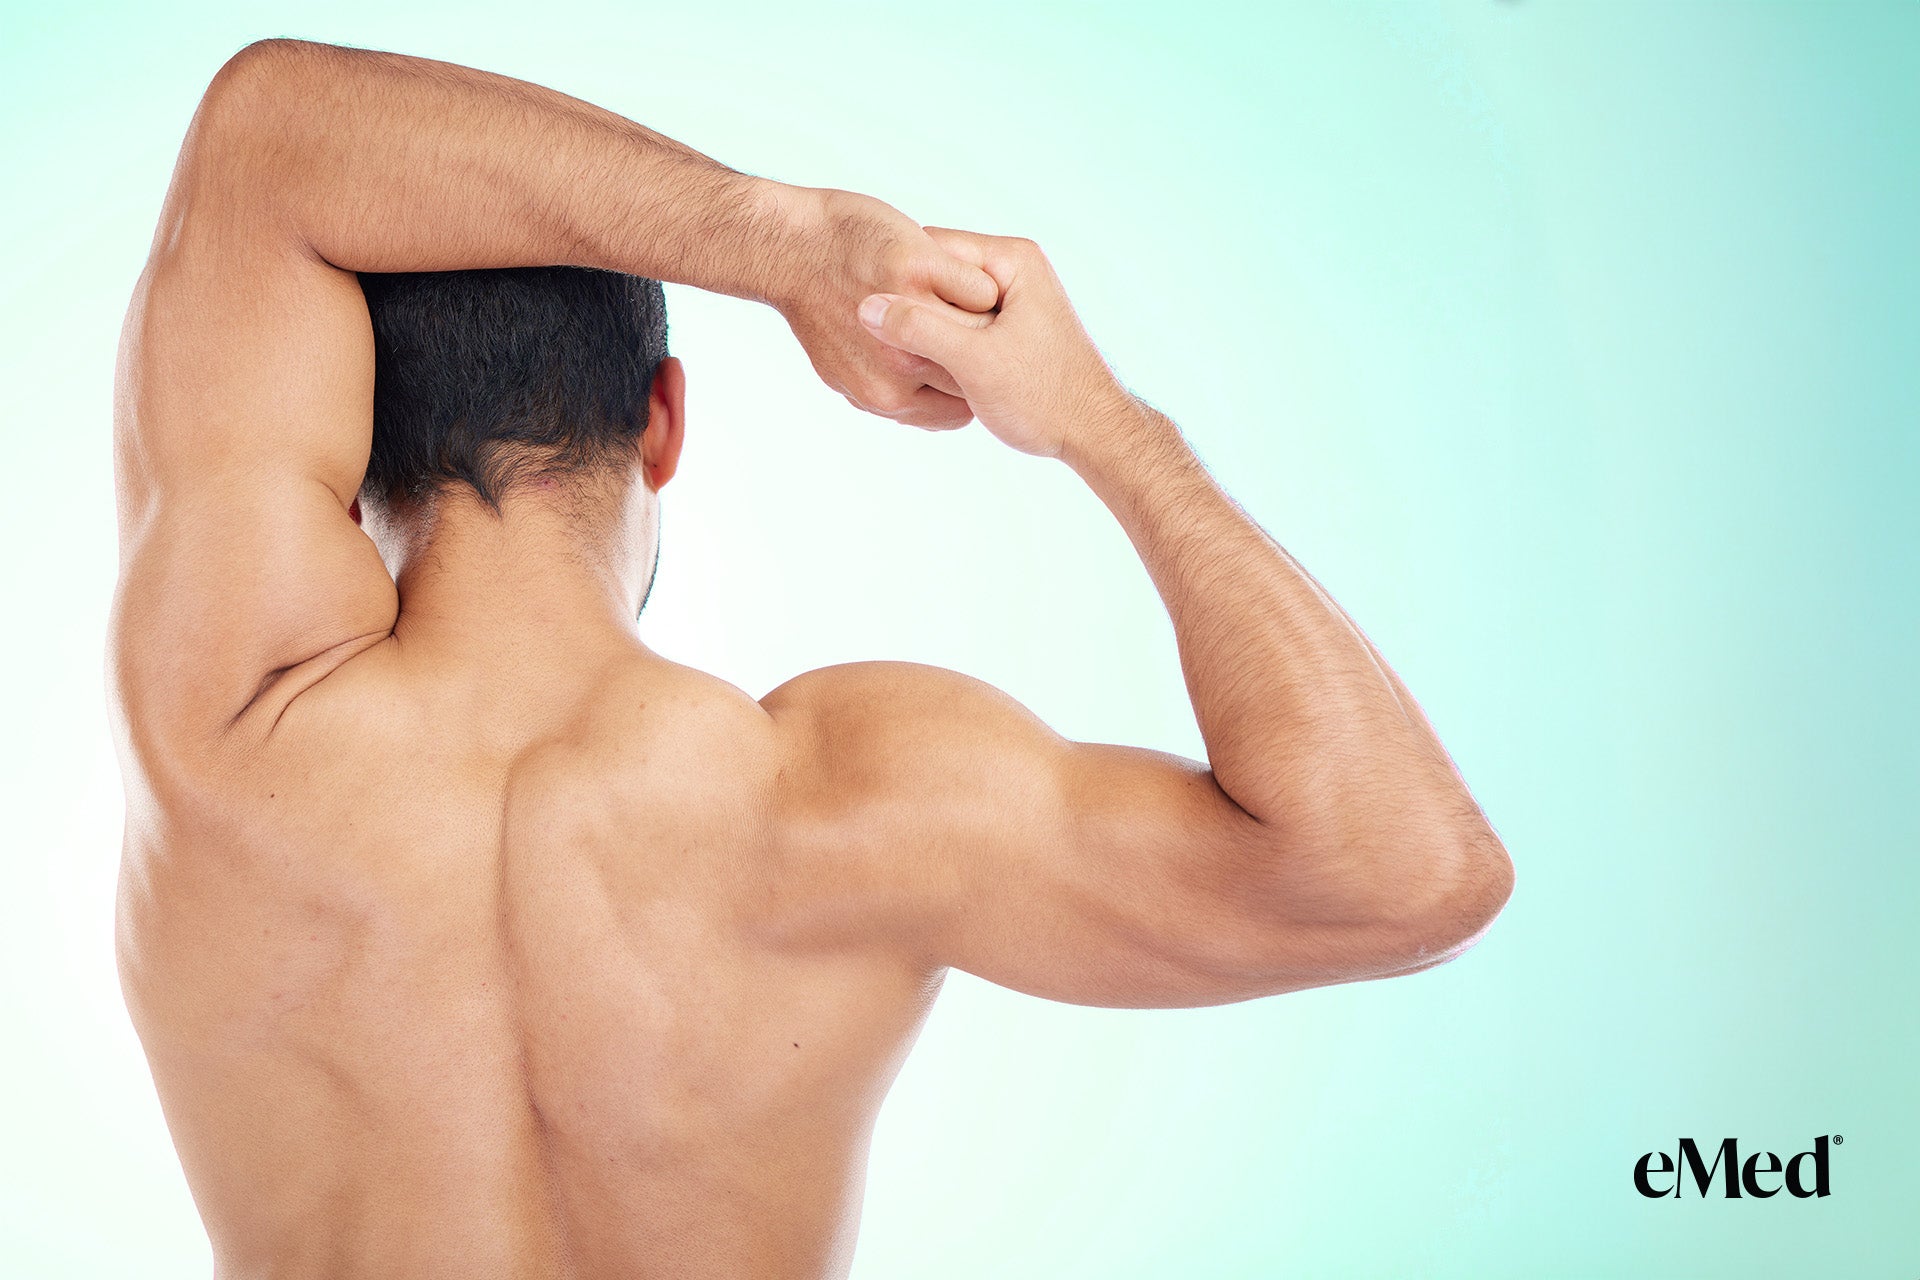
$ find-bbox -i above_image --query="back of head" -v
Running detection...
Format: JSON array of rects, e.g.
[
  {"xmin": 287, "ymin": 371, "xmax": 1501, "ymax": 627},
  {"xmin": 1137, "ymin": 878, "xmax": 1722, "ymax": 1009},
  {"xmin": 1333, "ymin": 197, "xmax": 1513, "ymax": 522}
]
[{"xmin": 358, "ymin": 266, "xmax": 669, "ymax": 513}]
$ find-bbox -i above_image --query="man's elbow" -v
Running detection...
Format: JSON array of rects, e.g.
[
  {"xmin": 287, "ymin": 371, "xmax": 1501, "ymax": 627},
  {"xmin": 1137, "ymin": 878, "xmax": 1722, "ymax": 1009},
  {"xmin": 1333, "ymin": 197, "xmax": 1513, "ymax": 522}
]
[
  {"xmin": 156, "ymin": 40, "xmax": 321, "ymax": 258},
  {"xmin": 202, "ymin": 39, "xmax": 303, "ymax": 116},
  {"xmin": 1385, "ymin": 822, "xmax": 1514, "ymax": 973},
  {"xmin": 192, "ymin": 39, "xmax": 336, "ymax": 159},
  {"xmin": 1278, "ymin": 811, "xmax": 1515, "ymax": 981},
  {"xmin": 1208, "ymin": 813, "xmax": 1513, "ymax": 991}
]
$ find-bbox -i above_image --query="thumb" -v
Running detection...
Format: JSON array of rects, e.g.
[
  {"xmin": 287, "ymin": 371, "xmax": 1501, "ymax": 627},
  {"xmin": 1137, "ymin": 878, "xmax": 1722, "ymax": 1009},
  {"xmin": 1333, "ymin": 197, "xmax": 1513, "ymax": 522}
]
[{"xmin": 858, "ymin": 293, "xmax": 986, "ymax": 374}]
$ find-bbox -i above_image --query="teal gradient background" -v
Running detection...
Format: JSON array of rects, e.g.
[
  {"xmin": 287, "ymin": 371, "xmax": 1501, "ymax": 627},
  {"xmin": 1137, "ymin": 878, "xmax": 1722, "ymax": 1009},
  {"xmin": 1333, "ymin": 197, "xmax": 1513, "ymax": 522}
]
[{"xmin": 2, "ymin": 1, "xmax": 1913, "ymax": 1275}]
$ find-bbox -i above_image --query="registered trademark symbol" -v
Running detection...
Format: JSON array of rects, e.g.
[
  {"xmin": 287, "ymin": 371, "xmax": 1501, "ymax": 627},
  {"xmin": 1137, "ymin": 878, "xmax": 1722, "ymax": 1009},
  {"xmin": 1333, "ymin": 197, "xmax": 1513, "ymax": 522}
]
[{"xmin": 1833, "ymin": 1134, "xmax": 1843, "ymax": 1144}]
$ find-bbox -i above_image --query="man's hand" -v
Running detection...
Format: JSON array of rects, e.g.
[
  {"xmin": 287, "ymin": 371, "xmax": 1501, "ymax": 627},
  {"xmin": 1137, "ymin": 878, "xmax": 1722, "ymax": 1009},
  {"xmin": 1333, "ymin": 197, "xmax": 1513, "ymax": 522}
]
[
  {"xmin": 854, "ymin": 228, "xmax": 1134, "ymax": 458},
  {"xmin": 771, "ymin": 191, "xmax": 1000, "ymax": 431}
]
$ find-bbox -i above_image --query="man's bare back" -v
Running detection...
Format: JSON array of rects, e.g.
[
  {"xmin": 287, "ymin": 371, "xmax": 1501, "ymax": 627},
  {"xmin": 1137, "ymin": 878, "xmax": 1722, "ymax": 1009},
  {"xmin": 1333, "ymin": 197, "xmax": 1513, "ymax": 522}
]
[
  {"xmin": 121, "ymin": 623, "xmax": 949, "ymax": 1275},
  {"xmin": 110, "ymin": 39, "xmax": 1511, "ymax": 1278}
]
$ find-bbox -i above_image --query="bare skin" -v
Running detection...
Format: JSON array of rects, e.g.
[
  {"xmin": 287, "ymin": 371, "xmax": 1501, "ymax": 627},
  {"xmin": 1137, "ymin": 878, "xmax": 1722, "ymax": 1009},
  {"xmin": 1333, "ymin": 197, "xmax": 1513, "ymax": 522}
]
[{"xmin": 108, "ymin": 40, "xmax": 1513, "ymax": 1280}]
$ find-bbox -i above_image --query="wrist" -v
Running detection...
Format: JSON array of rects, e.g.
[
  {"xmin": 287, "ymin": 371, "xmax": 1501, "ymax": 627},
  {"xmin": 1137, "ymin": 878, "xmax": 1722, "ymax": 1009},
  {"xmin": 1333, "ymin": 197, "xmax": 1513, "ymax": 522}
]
[
  {"xmin": 1059, "ymin": 393, "xmax": 1186, "ymax": 485},
  {"xmin": 735, "ymin": 179, "xmax": 825, "ymax": 309}
]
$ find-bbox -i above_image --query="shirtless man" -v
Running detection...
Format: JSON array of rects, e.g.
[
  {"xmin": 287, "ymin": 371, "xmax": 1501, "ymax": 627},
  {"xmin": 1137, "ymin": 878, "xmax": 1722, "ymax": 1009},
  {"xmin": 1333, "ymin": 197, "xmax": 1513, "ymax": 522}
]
[{"xmin": 108, "ymin": 38, "xmax": 1513, "ymax": 1279}]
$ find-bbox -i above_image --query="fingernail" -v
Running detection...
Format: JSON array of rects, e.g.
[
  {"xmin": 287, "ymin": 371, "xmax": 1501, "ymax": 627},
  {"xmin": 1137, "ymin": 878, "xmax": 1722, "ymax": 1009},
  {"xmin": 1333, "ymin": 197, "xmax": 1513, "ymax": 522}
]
[{"xmin": 859, "ymin": 295, "xmax": 891, "ymax": 329}]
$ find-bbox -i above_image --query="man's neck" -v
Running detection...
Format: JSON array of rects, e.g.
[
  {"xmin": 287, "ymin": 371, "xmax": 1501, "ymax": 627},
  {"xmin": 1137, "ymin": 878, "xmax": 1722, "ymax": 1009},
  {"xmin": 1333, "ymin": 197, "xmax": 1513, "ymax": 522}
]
[{"xmin": 376, "ymin": 487, "xmax": 654, "ymax": 658}]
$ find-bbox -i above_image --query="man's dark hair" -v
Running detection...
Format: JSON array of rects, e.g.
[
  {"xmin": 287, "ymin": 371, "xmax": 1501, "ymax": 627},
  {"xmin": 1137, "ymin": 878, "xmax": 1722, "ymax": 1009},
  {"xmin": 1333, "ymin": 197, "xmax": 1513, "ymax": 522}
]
[{"xmin": 358, "ymin": 266, "xmax": 669, "ymax": 512}]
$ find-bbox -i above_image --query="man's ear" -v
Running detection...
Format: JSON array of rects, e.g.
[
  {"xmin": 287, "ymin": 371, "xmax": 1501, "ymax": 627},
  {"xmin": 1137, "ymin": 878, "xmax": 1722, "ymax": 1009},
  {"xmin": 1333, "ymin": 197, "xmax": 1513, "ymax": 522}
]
[{"xmin": 641, "ymin": 355, "xmax": 686, "ymax": 491}]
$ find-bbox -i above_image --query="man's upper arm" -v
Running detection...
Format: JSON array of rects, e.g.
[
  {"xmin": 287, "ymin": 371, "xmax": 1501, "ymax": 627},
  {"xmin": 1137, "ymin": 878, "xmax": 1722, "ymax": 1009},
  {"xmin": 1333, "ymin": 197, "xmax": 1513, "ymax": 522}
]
[
  {"xmin": 111, "ymin": 55, "xmax": 397, "ymax": 767},
  {"xmin": 762, "ymin": 663, "xmax": 1442, "ymax": 1009}
]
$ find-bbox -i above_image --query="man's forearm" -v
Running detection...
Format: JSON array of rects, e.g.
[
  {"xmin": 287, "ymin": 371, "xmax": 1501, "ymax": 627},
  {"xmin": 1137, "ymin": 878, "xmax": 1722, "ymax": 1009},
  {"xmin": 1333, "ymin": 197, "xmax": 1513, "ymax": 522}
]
[
  {"xmin": 176, "ymin": 39, "xmax": 800, "ymax": 299},
  {"xmin": 1063, "ymin": 398, "xmax": 1508, "ymax": 927}
]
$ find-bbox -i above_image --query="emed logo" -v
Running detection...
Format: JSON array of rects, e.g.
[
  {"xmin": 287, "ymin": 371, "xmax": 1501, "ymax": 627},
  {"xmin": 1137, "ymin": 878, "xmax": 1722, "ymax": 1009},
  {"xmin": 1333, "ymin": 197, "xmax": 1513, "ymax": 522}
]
[{"xmin": 1635, "ymin": 1135, "xmax": 1836, "ymax": 1198}]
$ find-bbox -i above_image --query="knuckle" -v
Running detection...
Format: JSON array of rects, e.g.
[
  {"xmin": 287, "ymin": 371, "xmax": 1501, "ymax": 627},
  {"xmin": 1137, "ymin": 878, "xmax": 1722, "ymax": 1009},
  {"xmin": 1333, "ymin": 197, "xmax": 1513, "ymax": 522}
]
[
  {"xmin": 908, "ymin": 410, "xmax": 963, "ymax": 433},
  {"xmin": 912, "ymin": 395, "xmax": 972, "ymax": 432},
  {"xmin": 865, "ymin": 384, "xmax": 912, "ymax": 415},
  {"xmin": 880, "ymin": 239, "xmax": 914, "ymax": 278}
]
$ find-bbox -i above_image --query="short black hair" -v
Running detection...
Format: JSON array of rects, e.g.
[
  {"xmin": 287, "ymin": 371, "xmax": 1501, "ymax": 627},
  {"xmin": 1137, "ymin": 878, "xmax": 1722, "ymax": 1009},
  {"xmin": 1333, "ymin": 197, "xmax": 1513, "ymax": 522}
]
[{"xmin": 357, "ymin": 266, "xmax": 668, "ymax": 511}]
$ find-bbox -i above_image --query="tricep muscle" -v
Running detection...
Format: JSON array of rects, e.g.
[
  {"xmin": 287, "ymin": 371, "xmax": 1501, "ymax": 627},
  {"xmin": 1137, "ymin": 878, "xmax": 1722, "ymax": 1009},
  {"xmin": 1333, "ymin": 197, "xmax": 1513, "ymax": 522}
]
[
  {"xmin": 111, "ymin": 101, "xmax": 396, "ymax": 770},
  {"xmin": 763, "ymin": 662, "xmax": 1424, "ymax": 1009}
]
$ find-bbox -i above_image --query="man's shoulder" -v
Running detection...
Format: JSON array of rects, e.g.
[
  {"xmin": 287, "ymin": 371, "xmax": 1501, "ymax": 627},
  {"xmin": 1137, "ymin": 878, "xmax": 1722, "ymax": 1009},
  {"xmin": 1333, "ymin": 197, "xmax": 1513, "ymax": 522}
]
[
  {"xmin": 758, "ymin": 660, "xmax": 1057, "ymax": 840},
  {"xmin": 760, "ymin": 660, "xmax": 1026, "ymax": 737}
]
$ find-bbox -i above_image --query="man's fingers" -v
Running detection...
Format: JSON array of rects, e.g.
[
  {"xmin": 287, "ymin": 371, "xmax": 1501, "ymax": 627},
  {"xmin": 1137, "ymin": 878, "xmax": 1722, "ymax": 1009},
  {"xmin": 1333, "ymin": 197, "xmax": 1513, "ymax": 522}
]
[
  {"xmin": 914, "ymin": 358, "xmax": 964, "ymax": 399},
  {"xmin": 889, "ymin": 385, "xmax": 975, "ymax": 432},
  {"xmin": 857, "ymin": 293, "xmax": 986, "ymax": 371},
  {"xmin": 872, "ymin": 337, "xmax": 965, "ymax": 398},
  {"xmin": 922, "ymin": 225, "xmax": 991, "ymax": 265},
  {"xmin": 923, "ymin": 226, "xmax": 1025, "ymax": 295},
  {"xmin": 842, "ymin": 363, "xmax": 970, "ymax": 426},
  {"xmin": 926, "ymin": 251, "xmax": 999, "ymax": 314}
]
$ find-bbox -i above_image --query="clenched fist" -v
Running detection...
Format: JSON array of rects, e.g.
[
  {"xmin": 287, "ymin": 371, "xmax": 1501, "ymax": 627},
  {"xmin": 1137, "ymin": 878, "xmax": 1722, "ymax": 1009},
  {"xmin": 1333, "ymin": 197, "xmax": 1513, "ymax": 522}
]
[
  {"xmin": 768, "ymin": 188, "xmax": 1000, "ymax": 430},
  {"xmin": 854, "ymin": 228, "xmax": 1138, "ymax": 460}
]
